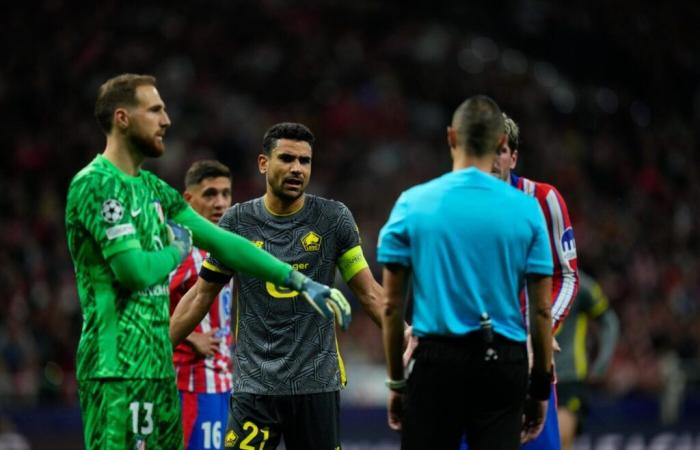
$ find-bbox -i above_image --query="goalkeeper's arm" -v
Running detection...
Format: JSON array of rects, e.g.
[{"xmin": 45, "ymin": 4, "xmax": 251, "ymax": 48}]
[
  {"xmin": 173, "ymin": 206, "xmax": 292, "ymax": 286},
  {"xmin": 109, "ymin": 246, "xmax": 181, "ymax": 291},
  {"xmin": 109, "ymin": 221, "xmax": 192, "ymax": 291},
  {"xmin": 173, "ymin": 206, "xmax": 352, "ymax": 330}
]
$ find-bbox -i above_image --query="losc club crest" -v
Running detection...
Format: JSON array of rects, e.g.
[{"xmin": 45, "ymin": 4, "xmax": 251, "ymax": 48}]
[
  {"xmin": 224, "ymin": 430, "xmax": 238, "ymax": 448},
  {"xmin": 301, "ymin": 231, "xmax": 321, "ymax": 252},
  {"xmin": 101, "ymin": 199, "xmax": 124, "ymax": 224}
]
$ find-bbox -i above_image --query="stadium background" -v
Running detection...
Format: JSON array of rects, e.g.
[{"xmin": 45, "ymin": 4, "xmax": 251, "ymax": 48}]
[{"xmin": 1, "ymin": 1, "xmax": 699, "ymax": 448}]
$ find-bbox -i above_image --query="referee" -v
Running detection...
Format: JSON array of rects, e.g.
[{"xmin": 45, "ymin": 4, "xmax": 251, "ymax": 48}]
[{"xmin": 378, "ymin": 95, "xmax": 554, "ymax": 450}]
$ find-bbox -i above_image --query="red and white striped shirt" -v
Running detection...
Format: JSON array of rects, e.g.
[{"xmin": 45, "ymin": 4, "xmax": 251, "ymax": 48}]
[
  {"xmin": 170, "ymin": 247, "xmax": 233, "ymax": 393},
  {"xmin": 511, "ymin": 174, "xmax": 579, "ymax": 331}
]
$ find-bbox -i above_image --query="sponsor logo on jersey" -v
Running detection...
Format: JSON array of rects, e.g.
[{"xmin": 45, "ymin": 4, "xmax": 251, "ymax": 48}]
[
  {"xmin": 220, "ymin": 285, "xmax": 232, "ymax": 335},
  {"xmin": 301, "ymin": 231, "xmax": 321, "ymax": 251},
  {"xmin": 561, "ymin": 227, "xmax": 576, "ymax": 260},
  {"xmin": 152, "ymin": 200, "xmax": 164, "ymax": 224},
  {"xmin": 101, "ymin": 199, "xmax": 124, "ymax": 223},
  {"xmin": 105, "ymin": 223, "xmax": 135, "ymax": 240},
  {"xmin": 266, "ymin": 282, "xmax": 299, "ymax": 299},
  {"xmin": 253, "ymin": 240, "xmax": 264, "ymax": 248},
  {"xmin": 224, "ymin": 430, "xmax": 238, "ymax": 447},
  {"xmin": 136, "ymin": 283, "xmax": 169, "ymax": 297}
]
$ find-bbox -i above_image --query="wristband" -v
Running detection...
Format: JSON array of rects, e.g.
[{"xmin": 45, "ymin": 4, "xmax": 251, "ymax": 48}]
[
  {"xmin": 385, "ymin": 378, "xmax": 407, "ymax": 392},
  {"xmin": 528, "ymin": 368, "xmax": 553, "ymax": 400}
]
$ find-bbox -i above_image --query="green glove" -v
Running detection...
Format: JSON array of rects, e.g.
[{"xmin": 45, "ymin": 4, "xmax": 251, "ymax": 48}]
[
  {"xmin": 286, "ymin": 271, "xmax": 352, "ymax": 330},
  {"xmin": 166, "ymin": 220, "xmax": 192, "ymax": 262}
]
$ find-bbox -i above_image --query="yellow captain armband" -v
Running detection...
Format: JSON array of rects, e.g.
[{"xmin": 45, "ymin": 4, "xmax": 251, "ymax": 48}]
[
  {"xmin": 200, "ymin": 259, "xmax": 233, "ymax": 284},
  {"xmin": 337, "ymin": 245, "xmax": 369, "ymax": 282},
  {"xmin": 201, "ymin": 259, "xmax": 232, "ymax": 274}
]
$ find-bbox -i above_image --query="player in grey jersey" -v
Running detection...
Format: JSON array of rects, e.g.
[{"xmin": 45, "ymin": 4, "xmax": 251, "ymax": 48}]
[{"xmin": 171, "ymin": 122, "xmax": 384, "ymax": 450}]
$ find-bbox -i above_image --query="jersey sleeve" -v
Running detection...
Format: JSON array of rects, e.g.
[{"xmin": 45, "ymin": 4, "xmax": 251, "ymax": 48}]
[
  {"xmin": 69, "ymin": 173, "xmax": 141, "ymax": 260},
  {"xmin": 169, "ymin": 250, "xmax": 195, "ymax": 315},
  {"xmin": 377, "ymin": 192, "xmax": 412, "ymax": 267},
  {"xmin": 199, "ymin": 205, "xmax": 236, "ymax": 284},
  {"xmin": 540, "ymin": 185, "xmax": 579, "ymax": 330},
  {"xmin": 334, "ymin": 202, "xmax": 368, "ymax": 282},
  {"xmin": 526, "ymin": 199, "xmax": 554, "ymax": 276}
]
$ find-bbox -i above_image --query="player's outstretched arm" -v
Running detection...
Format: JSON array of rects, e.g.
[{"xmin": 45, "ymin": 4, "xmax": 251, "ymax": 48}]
[
  {"xmin": 170, "ymin": 277, "xmax": 225, "ymax": 346},
  {"xmin": 108, "ymin": 219, "xmax": 192, "ymax": 291},
  {"xmin": 173, "ymin": 206, "xmax": 291, "ymax": 285},
  {"xmin": 173, "ymin": 206, "xmax": 352, "ymax": 329}
]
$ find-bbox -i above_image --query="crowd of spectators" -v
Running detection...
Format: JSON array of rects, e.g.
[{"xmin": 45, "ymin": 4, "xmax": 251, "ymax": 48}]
[{"xmin": 1, "ymin": 0, "xmax": 699, "ymax": 414}]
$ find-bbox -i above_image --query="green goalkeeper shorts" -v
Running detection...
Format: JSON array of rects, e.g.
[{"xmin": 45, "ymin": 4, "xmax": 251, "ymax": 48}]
[{"xmin": 79, "ymin": 378, "xmax": 183, "ymax": 450}]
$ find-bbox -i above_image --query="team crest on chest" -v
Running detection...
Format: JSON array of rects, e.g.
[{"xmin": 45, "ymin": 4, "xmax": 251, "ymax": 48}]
[{"xmin": 301, "ymin": 231, "xmax": 321, "ymax": 252}]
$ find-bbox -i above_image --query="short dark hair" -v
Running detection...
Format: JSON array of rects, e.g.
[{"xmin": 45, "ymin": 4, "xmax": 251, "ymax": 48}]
[
  {"xmin": 262, "ymin": 122, "xmax": 315, "ymax": 155},
  {"xmin": 503, "ymin": 113, "xmax": 520, "ymax": 151},
  {"xmin": 184, "ymin": 160, "xmax": 231, "ymax": 189},
  {"xmin": 452, "ymin": 95, "xmax": 505, "ymax": 157},
  {"xmin": 94, "ymin": 73, "xmax": 157, "ymax": 134}
]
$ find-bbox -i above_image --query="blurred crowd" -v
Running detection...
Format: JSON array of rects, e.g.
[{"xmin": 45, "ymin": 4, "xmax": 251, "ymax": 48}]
[{"xmin": 1, "ymin": 0, "xmax": 698, "ymax": 414}]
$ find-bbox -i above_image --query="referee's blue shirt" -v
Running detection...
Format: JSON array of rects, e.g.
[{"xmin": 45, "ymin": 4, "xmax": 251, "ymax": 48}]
[{"xmin": 377, "ymin": 167, "xmax": 553, "ymax": 342}]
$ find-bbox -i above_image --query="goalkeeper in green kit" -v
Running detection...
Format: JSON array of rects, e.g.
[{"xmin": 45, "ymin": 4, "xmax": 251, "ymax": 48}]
[{"xmin": 64, "ymin": 73, "xmax": 351, "ymax": 450}]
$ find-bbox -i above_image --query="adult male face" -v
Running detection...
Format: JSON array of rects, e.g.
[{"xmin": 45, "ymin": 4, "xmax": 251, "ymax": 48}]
[
  {"xmin": 120, "ymin": 85, "xmax": 171, "ymax": 157},
  {"xmin": 259, "ymin": 139, "xmax": 312, "ymax": 202},
  {"xmin": 492, "ymin": 140, "xmax": 518, "ymax": 181},
  {"xmin": 184, "ymin": 176, "xmax": 232, "ymax": 224}
]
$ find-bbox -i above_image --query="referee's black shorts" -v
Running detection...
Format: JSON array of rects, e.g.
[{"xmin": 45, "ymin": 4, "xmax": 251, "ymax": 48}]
[
  {"xmin": 224, "ymin": 390, "xmax": 340, "ymax": 450},
  {"xmin": 401, "ymin": 333, "xmax": 528, "ymax": 450}
]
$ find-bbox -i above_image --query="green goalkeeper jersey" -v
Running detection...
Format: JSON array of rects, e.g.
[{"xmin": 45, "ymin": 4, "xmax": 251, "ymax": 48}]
[{"xmin": 65, "ymin": 154, "xmax": 187, "ymax": 380}]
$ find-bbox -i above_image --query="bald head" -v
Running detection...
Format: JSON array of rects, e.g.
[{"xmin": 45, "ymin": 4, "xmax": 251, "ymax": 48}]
[{"xmin": 451, "ymin": 95, "xmax": 505, "ymax": 157}]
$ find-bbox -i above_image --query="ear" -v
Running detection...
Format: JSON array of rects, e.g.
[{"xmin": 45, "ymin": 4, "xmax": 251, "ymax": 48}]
[
  {"xmin": 446, "ymin": 126, "xmax": 457, "ymax": 150},
  {"xmin": 114, "ymin": 107, "xmax": 129, "ymax": 131},
  {"xmin": 183, "ymin": 191, "xmax": 193, "ymax": 202},
  {"xmin": 258, "ymin": 154, "xmax": 268, "ymax": 174},
  {"xmin": 510, "ymin": 149, "xmax": 519, "ymax": 170}
]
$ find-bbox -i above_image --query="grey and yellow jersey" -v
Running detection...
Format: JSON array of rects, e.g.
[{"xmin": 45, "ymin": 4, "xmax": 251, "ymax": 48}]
[
  {"xmin": 554, "ymin": 272, "xmax": 619, "ymax": 382},
  {"xmin": 200, "ymin": 195, "xmax": 367, "ymax": 395}
]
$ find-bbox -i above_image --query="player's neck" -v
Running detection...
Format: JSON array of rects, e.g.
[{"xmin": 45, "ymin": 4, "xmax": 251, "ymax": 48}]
[
  {"xmin": 452, "ymin": 150, "xmax": 493, "ymax": 174},
  {"xmin": 103, "ymin": 137, "xmax": 145, "ymax": 176},
  {"xmin": 263, "ymin": 192, "xmax": 305, "ymax": 216}
]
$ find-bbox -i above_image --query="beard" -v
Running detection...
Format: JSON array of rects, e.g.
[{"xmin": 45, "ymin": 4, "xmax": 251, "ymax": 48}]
[
  {"xmin": 270, "ymin": 181, "xmax": 305, "ymax": 202},
  {"xmin": 128, "ymin": 129, "xmax": 165, "ymax": 158}
]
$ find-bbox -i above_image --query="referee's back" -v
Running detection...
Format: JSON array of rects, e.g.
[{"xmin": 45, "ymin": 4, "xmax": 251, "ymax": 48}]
[{"xmin": 379, "ymin": 166, "xmax": 552, "ymax": 342}]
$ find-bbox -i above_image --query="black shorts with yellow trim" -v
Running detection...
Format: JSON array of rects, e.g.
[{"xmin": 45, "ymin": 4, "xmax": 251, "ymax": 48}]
[
  {"xmin": 224, "ymin": 391, "xmax": 341, "ymax": 450},
  {"xmin": 557, "ymin": 380, "xmax": 589, "ymax": 433}
]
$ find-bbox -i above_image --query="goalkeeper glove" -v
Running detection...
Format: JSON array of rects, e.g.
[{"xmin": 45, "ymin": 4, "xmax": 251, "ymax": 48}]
[
  {"xmin": 285, "ymin": 270, "xmax": 352, "ymax": 330},
  {"xmin": 166, "ymin": 220, "xmax": 192, "ymax": 262}
]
